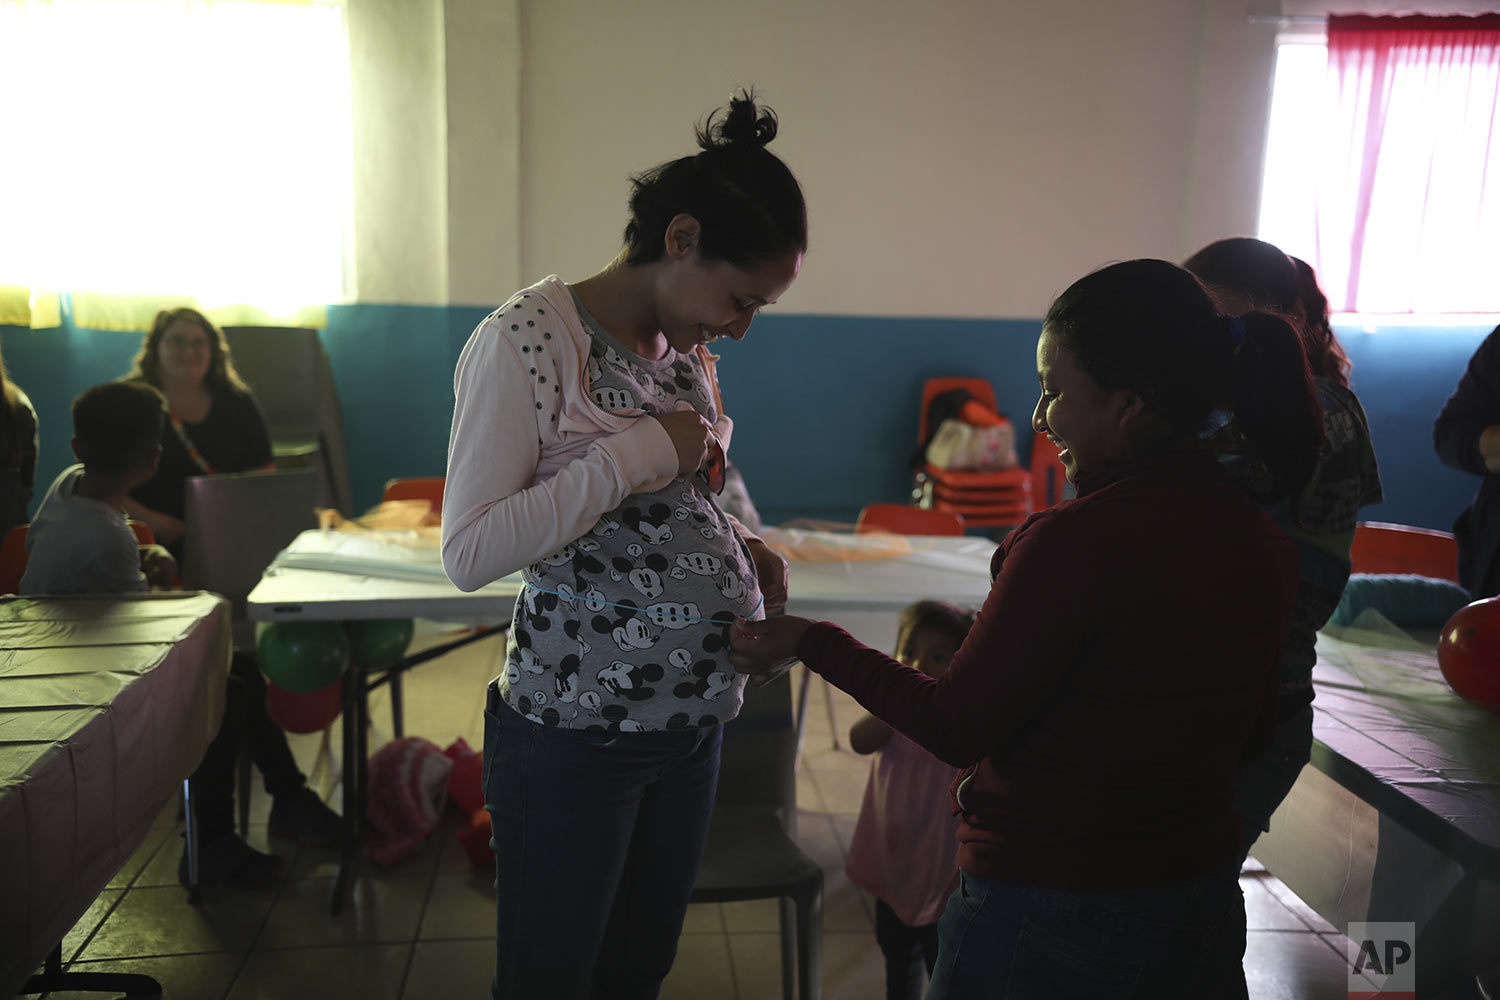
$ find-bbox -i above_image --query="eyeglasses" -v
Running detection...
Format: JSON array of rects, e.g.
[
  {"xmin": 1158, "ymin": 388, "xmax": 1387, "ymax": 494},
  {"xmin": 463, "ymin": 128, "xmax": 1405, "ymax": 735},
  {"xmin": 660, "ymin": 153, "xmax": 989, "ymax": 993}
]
[{"xmin": 162, "ymin": 336, "xmax": 210, "ymax": 352}]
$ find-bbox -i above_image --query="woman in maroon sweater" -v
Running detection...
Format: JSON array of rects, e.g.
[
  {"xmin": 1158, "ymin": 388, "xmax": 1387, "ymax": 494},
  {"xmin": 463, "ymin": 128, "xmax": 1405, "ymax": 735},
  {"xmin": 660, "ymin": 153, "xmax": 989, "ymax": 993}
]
[{"xmin": 732, "ymin": 259, "xmax": 1325, "ymax": 998}]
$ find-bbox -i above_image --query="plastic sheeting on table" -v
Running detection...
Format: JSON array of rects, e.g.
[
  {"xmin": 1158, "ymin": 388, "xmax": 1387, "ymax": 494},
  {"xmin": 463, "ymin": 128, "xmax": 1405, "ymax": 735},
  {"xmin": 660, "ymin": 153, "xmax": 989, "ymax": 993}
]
[
  {"xmin": 1251, "ymin": 612, "xmax": 1500, "ymax": 992},
  {"xmin": 0, "ymin": 592, "xmax": 231, "ymax": 998}
]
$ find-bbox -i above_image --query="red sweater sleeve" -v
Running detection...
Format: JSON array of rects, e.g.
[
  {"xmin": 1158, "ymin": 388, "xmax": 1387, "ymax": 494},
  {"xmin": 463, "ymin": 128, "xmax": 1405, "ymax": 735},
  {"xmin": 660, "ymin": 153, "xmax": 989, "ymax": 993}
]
[{"xmin": 797, "ymin": 509, "xmax": 1087, "ymax": 768}]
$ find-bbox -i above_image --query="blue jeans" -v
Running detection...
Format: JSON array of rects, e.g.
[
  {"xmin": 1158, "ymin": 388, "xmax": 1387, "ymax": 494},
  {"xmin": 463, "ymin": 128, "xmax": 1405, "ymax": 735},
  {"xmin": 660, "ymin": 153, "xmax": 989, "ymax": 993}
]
[
  {"xmin": 482, "ymin": 684, "xmax": 722, "ymax": 1000},
  {"xmin": 926, "ymin": 865, "xmax": 1249, "ymax": 999}
]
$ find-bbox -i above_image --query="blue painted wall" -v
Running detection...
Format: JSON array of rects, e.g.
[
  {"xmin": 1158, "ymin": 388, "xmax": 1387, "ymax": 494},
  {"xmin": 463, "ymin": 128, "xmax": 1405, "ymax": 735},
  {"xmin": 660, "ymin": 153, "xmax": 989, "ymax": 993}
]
[{"xmin": 3, "ymin": 309, "xmax": 1492, "ymax": 533}]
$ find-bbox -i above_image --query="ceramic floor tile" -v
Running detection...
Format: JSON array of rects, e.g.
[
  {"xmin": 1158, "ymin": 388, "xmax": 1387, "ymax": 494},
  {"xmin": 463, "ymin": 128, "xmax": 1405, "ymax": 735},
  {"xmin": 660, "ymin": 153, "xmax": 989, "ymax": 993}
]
[
  {"xmin": 227, "ymin": 942, "xmax": 411, "ymax": 1000},
  {"xmin": 659, "ymin": 929, "xmax": 736, "ymax": 1000},
  {"xmin": 793, "ymin": 812, "xmax": 850, "ymax": 869},
  {"xmin": 821, "ymin": 869, "xmax": 875, "ymax": 932},
  {"xmin": 681, "ymin": 902, "xmax": 726, "ymax": 935},
  {"xmin": 1261, "ymin": 871, "xmax": 1339, "ymax": 932},
  {"xmin": 801, "ymin": 741, "xmax": 868, "ymax": 773},
  {"xmin": 827, "ymin": 812, "xmax": 859, "ymax": 854},
  {"xmin": 257, "ymin": 874, "xmax": 430, "ymax": 949},
  {"xmin": 81, "ymin": 884, "xmax": 275, "ymax": 960},
  {"xmin": 718, "ymin": 880, "xmax": 869, "ymax": 934},
  {"xmin": 435, "ymin": 812, "xmax": 490, "ymax": 874},
  {"xmin": 1245, "ymin": 929, "xmax": 1357, "ymax": 1000},
  {"xmin": 811, "ymin": 765, "xmax": 868, "ymax": 816},
  {"xmin": 722, "ymin": 898, "xmax": 779, "ymax": 933},
  {"xmin": 418, "ymin": 871, "xmax": 495, "ymax": 941},
  {"xmin": 134, "ymin": 823, "xmax": 294, "ymax": 889},
  {"xmin": 1242, "ymin": 874, "xmax": 1312, "ymax": 931},
  {"xmin": 38, "ymin": 951, "xmax": 244, "ymax": 1000},
  {"xmin": 285, "ymin": 826, "xmax": 443, "ymax": 882},
  {"xmin": 795, "ymin": 768, "xmax": 827, "ymax": 813},
  {"xmin": 403, "ymin": 939, "xmax": 494, "ymax": 1000},
  {"xmin": 60, "ymin": 888, "xmax": 123, "ymax": 959},
  {"xmin": 106, "ymin": 825, "xmax": 175, "ymax": 890},
  {"xmin": 730, "ymin": 929, "xmax": 885, "ymax": 1000}
]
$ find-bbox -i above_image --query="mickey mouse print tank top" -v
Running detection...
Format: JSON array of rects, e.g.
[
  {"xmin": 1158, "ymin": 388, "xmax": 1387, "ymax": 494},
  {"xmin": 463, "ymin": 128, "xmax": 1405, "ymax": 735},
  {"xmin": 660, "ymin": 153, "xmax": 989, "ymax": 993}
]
[{"xmin": 500, "ymin": 299, "xmax": 761, "ymax": 731}]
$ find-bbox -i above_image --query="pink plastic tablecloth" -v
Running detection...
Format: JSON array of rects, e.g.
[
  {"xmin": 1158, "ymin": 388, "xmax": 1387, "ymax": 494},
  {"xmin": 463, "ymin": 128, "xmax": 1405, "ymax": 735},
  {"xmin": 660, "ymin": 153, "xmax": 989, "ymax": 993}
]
[{"xmin": 0, "ymin": 592, "xmax": 230, "ymax": 996}]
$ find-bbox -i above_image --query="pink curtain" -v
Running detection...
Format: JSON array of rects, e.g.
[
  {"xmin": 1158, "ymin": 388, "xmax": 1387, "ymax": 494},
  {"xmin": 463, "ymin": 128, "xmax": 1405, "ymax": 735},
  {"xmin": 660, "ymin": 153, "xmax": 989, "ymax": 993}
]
[{"xmin": 1316, "ymin": 15, "xmax": 1500, "ymax": 313}]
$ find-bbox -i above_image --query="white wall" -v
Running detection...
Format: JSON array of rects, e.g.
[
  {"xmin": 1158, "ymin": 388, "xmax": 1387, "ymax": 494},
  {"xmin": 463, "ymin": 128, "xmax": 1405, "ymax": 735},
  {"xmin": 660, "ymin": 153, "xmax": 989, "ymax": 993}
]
[
  {"xmin": 516, "ymin": 0, "xmax": 1270, "ymax": 318},
  {"xmin": 351, "ymin": 0, "xmax": 1497, "ymax": 315},
  {"xmin": 347, "ymin": 0, "xmax": 449, "ymax": 304}
]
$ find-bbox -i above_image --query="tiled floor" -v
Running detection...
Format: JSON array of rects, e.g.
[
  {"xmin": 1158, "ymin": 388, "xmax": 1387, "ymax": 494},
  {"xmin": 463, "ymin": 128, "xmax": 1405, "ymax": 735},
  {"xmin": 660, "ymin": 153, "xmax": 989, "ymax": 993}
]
[{"xmin": 28, "ymin": 626, "xmax": 1472, "ymax": 999}]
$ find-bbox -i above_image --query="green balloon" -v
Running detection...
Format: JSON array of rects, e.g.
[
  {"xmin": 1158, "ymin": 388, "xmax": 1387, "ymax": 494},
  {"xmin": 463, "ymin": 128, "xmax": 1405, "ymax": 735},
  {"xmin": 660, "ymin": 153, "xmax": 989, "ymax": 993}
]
[
  {"xmin": 350, "ymin": 618, "xmax": 414, "ymax": 671},
  {"xmin": 258, "ymin": 621, "xmax": 350, "ymax": 693}
]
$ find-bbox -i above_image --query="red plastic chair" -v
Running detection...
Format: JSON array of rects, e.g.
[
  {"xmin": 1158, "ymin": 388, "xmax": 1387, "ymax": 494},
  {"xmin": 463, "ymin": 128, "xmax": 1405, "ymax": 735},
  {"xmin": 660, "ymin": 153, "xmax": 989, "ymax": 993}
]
[
  {"xmin": 1028, "ymin": 432, "xmax": 1069, "ymax": 511},
  {"xmin": 0, "ymin": 525, "xmax": 28, "ymax": 595},
  {"xmin": 1350, "ymin": 522, "xmax": 1460, "ymax": 583},
  {"xmin": 856, "ymin": 503, "xmax": 965, "ymax": 536}
]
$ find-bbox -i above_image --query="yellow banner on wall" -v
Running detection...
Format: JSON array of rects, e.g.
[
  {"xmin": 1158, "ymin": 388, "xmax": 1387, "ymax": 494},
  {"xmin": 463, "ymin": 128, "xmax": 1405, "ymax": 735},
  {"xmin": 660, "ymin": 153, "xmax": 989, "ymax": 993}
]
[
  {"xmin": 0, "ymin": 288, "xmax": 62, "ymax": 329},
  {"xmin": 69, "ymin": 293, "xmax": 328, "ymax": 333}
]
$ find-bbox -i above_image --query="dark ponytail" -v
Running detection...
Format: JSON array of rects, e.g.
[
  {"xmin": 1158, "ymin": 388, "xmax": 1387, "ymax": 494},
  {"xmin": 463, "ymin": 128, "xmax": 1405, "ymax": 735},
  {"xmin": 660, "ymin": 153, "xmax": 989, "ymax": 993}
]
[
  {"xmin": 1225, "ymin": 311, "xmax": 1324, "ymax": 503},
  {"xmin": 1045, "ymin": 259, "xmax": 1323, "ymax": 502},
  {"xmin": 621, "ymin": 89, "xmax": 807, "ymax": 269}
]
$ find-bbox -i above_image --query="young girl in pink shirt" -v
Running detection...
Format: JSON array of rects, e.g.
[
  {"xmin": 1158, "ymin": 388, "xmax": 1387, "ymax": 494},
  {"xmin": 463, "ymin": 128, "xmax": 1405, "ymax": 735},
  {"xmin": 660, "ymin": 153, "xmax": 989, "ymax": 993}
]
[{"xmin": 846, "ymin": 600, "xmax": 974, "ymax": 1000}]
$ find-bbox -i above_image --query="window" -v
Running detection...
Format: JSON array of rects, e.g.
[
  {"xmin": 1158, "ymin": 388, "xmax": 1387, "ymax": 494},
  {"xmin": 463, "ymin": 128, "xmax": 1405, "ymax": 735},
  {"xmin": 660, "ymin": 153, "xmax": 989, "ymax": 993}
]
[
  {"xmin": 0, "ymin": 0, "xmax": 353, "ymax": 329},
  {"xmin": 1258, "ymin": 15, "xmax": 1500, "ymax": 318}
]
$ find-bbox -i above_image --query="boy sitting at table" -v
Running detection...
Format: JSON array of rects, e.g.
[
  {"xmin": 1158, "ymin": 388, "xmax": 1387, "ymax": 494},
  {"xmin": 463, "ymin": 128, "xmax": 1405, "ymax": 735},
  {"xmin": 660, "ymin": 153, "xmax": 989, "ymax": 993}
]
[
  {"xmin": 24, "ymin": 380, "xmax": 341, "ymax": 887},
  {"xmin": 22, "ymin": 381, "xmax": 177, "ymax": 594}
]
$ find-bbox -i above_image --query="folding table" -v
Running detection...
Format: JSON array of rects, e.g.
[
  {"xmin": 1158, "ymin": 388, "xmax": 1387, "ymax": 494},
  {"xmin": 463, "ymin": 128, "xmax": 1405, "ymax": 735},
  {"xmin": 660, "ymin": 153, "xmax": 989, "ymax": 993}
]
[
  {"xmin": 0, "ymin": 592, "xmax": 232, "ymax": 998},
  {"xmin": 245, "ymin": 527, "xmax": 995, "ymax": 912}
]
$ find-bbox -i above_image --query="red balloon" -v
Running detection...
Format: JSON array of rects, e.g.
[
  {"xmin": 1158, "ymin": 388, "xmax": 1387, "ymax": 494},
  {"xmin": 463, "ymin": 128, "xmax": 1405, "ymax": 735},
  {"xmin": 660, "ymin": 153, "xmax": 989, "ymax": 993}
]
[
  {"xmin": 1437, "ymin": 598, "xmax": 1500, "ymax": 712},
  {"xmin": 265, "ymin": 676, "xmax": 344, "ymax": 733}
]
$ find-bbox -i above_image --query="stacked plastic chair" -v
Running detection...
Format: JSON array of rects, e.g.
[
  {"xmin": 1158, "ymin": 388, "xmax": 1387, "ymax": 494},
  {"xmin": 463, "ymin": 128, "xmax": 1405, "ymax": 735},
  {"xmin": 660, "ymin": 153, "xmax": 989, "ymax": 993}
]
[{"xmin": 912, "ymin": 377, "xmax": 1033, "ymax": 528}]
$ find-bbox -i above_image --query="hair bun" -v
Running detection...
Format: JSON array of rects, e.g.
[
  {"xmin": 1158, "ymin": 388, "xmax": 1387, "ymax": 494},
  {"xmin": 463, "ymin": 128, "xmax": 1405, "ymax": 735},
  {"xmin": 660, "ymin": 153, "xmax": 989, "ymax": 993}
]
[{"xmin": 697, "ymin": 89, "xmax": 778, "ymax": 152}]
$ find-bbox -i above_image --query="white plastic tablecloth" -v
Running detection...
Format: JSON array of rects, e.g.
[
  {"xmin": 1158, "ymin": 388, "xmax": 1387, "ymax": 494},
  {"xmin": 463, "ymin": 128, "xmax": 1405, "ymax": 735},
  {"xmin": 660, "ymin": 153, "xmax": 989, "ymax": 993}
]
[
  {"xmin": 246, "ymin": 528, "xmax": 998, "ymax": 637},
  {"xmin": 0, "ymin": 592, "xmax": 231, "ymax": 997}
]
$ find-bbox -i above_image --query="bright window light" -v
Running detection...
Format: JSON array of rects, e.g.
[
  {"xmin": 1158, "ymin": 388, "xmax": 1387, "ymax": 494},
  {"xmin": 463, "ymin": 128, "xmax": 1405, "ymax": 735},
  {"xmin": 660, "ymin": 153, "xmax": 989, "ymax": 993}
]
[
  {"xmin": 1259, "ymin": 35, "xmax": 1500, "ymax": 318},
  {"xmin": 1257, "ymin": 43, "xmax": 1326, "ymax": 275},
  {"xmin": 0, "ymin": 0, "xmax": 353, "ymax": 315}
]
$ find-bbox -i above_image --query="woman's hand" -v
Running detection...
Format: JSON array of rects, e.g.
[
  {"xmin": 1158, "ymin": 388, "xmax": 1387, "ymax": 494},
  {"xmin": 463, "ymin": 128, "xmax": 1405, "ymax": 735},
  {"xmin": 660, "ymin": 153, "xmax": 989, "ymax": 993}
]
[
  {"xmin": 729, "ymin": 615, "xmax": 814, "ymax": 686},
  {"xmin": 140, "ymin": 545, "xmax": 178, "ymax": 589},
  {"xmin": 655, "ymin": 409, "xmax": 715, "ymax": 478},
  {"xmin": 743, "ymin": 535, "xmax": 789, "ymax": 613}
]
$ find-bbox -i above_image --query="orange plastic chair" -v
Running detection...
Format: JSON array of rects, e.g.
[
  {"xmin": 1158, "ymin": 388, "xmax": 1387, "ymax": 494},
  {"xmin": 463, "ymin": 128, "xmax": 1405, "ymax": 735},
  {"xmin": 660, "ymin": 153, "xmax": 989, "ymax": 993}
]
[
  {"xmin": 917, "ymin": 377, "xmax": 999, "ymax": 445},
  {"xmin": 382, "ymin": 476, "xmax": 445, "ymax": 526},
  {"xmin": 1350, "ymin": 522, "xmax": 1461, "ymax": 583},
  {"xmin": 1028, "ymin": 432, "xmax": 1069, "ymax": 511},
  {"xmin": 914, "ymin": 377, "xmax": 1034, "ymax": 528},
  {"xmin": 856, "ymin": 503, "xmax": 965, "ymax": 536},
  {"xmin": 382, "ymin": 476, "xmax": 445, "ymax": 505}
]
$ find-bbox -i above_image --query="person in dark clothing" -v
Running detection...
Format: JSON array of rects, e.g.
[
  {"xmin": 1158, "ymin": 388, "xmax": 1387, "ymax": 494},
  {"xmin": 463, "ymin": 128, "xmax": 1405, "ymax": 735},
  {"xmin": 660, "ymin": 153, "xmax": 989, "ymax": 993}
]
[
  {"xmin": 1434, "ymin": 324, "xmax": 1500, "ymax": 598},
  {"xmin": 732, "ymin": 259, "xmax": 1326, "ymax": 999},
  {"xmin": 0, "ymin": 345, "xmax": 39, "ymax": 536},
  {"xmin": 1184, "ymin": 238, "xmax": 1383, "ymax": 851},
  {"xmin": 121, "ymin": 307, "xmax": 340, "ymax": 887}
]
